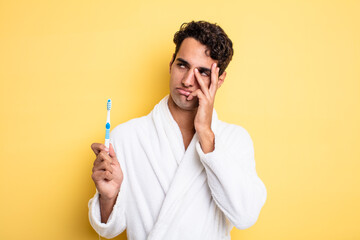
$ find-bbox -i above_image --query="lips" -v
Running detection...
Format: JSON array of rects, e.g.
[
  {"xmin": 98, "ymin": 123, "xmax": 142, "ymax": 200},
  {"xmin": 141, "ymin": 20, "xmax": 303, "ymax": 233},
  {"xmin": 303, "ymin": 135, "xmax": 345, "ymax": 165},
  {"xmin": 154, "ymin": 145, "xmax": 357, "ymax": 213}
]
[{"xmin": 177, "ymin": 88, "xmax": 191, "ymax": 96}]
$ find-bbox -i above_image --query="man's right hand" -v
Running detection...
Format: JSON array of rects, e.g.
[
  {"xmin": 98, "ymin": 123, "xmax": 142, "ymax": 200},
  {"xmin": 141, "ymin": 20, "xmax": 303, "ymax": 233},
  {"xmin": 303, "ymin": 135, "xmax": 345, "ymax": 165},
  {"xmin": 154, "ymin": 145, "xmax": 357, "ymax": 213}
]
[{"xmin": 91, "ymin": 142, "xmax": 123, "ymax": 201}]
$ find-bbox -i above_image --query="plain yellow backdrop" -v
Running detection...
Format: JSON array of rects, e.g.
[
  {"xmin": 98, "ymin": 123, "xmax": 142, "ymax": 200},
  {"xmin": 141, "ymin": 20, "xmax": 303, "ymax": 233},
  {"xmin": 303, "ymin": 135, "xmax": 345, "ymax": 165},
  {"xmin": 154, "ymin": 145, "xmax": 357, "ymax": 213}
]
[{"xmin": 0, "ymin": 0, "xmax": 359, "ymax": 239}]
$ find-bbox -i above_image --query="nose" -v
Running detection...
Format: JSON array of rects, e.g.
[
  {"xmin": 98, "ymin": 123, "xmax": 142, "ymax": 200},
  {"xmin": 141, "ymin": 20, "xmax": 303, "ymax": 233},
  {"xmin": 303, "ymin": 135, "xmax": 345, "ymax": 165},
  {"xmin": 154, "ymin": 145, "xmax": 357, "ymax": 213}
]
[{"xmin": 182, "ymin": 69, "xmax": 196, "ymax": 87}]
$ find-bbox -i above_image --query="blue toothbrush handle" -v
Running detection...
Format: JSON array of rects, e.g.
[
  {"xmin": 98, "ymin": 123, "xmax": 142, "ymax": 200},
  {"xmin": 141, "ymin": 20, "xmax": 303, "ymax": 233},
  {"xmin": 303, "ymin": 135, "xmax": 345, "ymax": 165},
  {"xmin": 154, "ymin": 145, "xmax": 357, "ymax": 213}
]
[{"xmin": 105, "ymin": 122, "xmax": 110, "ymax": 148}]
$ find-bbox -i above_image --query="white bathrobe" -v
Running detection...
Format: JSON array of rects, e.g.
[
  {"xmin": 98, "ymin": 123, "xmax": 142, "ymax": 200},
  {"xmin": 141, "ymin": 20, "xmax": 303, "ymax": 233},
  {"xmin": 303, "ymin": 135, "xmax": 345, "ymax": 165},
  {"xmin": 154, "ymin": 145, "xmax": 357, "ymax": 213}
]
[{"xmin": 88, "ymin": 95, "xmax": 267, "ymax": 240}]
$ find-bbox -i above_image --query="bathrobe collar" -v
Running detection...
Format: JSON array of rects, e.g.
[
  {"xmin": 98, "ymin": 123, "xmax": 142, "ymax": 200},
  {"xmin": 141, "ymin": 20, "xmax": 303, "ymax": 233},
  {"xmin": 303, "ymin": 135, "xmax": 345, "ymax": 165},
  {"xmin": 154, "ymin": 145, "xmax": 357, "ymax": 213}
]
[{"xmin": 148, "ymin": 95, "xmax": 219, "ymax": 239}]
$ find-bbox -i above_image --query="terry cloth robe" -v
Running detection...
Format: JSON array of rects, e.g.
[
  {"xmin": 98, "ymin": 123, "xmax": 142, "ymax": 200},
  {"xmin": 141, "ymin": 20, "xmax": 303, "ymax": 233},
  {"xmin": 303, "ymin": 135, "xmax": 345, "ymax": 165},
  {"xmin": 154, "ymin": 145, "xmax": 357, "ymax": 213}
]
[{"xmin": 88, "ymin": 95, "xmax": 267, "ymax": 240}]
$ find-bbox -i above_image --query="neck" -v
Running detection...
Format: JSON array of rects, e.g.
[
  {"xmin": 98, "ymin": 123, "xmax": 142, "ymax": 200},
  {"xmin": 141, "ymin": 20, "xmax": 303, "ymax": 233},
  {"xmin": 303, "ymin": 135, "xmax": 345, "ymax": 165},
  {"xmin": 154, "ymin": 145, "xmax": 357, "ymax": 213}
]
[{"xmin": 167, "ymin": 95, "xmax": 197, "ymax": 133}]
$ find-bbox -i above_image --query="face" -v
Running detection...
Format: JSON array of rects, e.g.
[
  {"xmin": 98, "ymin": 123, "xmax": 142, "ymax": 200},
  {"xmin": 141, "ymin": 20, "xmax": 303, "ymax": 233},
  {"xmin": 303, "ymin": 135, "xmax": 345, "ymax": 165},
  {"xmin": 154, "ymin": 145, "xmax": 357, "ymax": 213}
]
[{"xmin": 169, "ymin": 37, "xmax": 225, "ymax": 111}]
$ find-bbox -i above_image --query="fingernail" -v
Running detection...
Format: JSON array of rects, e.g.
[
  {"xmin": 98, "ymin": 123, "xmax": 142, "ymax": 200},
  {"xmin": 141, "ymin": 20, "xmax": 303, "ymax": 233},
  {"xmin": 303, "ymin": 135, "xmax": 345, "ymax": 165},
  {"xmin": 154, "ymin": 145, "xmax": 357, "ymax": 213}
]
[
  {"xmin": 214, "ymin": 63, "xmax": 217, "ymax": 68},
  {"xmin": 194, "ymin": 68, "xmax": 198, "ymax": 72},
  {"xmin": 105, "ymin": 147, "xmax": 109, "ymax": 152}
]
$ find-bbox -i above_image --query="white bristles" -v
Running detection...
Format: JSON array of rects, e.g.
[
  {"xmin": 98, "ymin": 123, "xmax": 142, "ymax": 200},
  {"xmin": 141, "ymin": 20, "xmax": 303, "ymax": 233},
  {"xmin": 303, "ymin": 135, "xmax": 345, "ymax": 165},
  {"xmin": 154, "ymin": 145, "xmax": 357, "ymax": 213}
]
[{"xmin": 107, "ymin": 99, "xmax": 112, "ymax": 111}]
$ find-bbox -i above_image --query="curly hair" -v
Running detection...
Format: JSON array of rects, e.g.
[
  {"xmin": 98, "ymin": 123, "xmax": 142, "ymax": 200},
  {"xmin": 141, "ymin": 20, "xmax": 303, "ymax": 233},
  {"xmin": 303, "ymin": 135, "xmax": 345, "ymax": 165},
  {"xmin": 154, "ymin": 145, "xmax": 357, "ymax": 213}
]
[{"xmin": 172, "ymin": 20, "xmax": 234, "ymax": 76}]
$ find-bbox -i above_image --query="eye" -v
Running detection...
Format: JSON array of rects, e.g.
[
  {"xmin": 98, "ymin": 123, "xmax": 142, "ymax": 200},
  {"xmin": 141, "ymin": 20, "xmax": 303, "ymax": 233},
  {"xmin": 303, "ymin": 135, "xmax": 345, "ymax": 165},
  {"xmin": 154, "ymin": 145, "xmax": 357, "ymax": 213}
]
[
  {"xmin": 177, "ymin": 63, "xmax": 186, "ymax": 68},
  {"xmin": 199, "ymin": 71, "xmax": 210, "ymax": 77}
]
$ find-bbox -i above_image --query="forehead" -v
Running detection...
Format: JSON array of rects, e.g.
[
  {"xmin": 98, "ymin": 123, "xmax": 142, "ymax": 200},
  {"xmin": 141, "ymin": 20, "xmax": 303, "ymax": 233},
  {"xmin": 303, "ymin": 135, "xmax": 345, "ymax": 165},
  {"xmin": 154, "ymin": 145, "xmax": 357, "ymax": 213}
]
[{"xmin": 176, "ymin": 37, "xmax": 217, "ymax": 67}]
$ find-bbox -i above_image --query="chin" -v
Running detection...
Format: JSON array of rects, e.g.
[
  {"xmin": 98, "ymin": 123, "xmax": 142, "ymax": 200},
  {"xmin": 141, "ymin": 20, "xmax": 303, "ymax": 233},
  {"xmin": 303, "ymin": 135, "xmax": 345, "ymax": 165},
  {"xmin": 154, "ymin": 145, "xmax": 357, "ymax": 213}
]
[{"xmin": 170, "ymin": 93, "xmax": 198, "ymax": 111}]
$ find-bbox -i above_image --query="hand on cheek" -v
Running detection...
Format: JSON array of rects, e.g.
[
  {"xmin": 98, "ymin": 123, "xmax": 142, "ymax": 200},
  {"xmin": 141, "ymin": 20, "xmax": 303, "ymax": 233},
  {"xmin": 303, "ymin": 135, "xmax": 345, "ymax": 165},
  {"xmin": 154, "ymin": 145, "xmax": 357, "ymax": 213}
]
[{"xmin": 189, "ymin": 63, "xmax": 220, "ymax": 133}]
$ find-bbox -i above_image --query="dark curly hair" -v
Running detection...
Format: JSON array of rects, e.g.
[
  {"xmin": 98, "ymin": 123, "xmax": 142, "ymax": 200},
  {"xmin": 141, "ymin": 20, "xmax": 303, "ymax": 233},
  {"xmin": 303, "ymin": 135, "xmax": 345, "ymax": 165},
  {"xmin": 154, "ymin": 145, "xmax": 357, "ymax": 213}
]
[{"xmin": 172, "ymin": 20, "xmax": 234, "ymax": 76}]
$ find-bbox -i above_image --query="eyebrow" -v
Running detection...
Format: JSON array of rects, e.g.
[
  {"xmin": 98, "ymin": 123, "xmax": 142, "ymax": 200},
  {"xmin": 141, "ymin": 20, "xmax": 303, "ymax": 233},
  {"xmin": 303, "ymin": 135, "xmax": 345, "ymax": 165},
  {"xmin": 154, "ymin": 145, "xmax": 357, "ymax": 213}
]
[{"xmin": 176, "ymin": 58, "xmax": 212, "ymax": 74}]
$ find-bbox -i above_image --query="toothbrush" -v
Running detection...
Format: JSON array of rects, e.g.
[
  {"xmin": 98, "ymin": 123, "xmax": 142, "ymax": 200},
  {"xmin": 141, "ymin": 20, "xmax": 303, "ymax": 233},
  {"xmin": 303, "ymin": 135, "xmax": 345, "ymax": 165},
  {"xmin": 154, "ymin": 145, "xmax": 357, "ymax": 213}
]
[{"xmin": 105, "ymin": 99, "xmax": 111, "ymax": 149}]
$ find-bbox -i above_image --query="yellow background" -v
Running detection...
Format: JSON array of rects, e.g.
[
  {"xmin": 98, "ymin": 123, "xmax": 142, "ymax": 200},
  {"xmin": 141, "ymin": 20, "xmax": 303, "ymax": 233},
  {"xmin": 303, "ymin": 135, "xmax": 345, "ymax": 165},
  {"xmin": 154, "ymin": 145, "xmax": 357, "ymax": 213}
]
[{"xmin": 0, "ymin": 0, "xmax": 359, "ymax": 239}]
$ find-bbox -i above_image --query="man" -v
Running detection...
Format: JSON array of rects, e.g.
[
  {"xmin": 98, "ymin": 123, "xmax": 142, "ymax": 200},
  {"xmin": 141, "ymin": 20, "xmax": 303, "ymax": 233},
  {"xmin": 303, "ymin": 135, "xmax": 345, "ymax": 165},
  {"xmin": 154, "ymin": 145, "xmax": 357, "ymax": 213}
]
[{"xmin": 88, "ymin": 21, "xmax": 267, "ymax": 240}]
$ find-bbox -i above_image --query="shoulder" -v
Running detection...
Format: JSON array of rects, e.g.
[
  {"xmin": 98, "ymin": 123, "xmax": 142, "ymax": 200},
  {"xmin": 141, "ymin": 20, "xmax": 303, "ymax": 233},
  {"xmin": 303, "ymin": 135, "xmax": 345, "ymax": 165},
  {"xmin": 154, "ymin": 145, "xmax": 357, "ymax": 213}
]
[
  {"xmin": 216, "ymin": 120, "xmax": 253, "ymax": 147},
  {"xmin": 110, "ymin": 114, "xmax": 151, "ymax": 140}
]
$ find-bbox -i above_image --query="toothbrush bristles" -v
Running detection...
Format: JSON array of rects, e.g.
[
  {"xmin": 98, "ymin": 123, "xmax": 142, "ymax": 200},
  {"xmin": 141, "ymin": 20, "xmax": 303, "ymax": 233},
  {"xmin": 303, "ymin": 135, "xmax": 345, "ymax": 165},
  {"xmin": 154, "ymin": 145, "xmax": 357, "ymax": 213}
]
[{"xmin": 107, "ymin": 99, "xmax": 112, "ymax": 110}]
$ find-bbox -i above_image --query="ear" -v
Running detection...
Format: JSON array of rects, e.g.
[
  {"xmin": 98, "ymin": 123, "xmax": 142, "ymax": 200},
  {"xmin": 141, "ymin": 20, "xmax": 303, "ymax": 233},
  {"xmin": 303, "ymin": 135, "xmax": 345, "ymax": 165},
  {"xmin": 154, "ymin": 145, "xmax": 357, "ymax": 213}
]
[
  {"xmin": 217, "ymin": 71, "xmax": 227, "ymax": 88},
  {"xmin": 169, "ymin": 53, "xmax": 175, "ymax": 74}
]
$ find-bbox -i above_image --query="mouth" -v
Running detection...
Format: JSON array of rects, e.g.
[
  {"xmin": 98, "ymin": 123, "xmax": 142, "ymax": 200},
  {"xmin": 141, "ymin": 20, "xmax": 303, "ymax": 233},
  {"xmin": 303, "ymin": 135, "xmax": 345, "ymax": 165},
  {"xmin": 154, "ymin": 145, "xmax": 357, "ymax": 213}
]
[{"xmin": 177, "ymin": 88, "xmax": 192, "ymax": 96}]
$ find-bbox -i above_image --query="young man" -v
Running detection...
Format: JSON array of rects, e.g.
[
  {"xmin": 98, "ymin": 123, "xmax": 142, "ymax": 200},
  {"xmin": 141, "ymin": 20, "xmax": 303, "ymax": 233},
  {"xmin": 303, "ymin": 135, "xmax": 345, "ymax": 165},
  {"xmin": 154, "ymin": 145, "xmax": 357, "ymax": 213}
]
[{"xmin": 88, "ymin": 21, "xmax": 267, "ymax": 240}]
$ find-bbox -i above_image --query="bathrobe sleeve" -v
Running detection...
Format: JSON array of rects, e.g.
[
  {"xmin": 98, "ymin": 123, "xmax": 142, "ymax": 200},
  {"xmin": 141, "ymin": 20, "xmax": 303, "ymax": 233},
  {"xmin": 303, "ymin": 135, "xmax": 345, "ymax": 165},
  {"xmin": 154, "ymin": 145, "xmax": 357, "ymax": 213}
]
[
  {"xmin": 88, "ymin": 187, "xmax": 126, "ymax": 238},
  {"xmin": 88, "ymin": 131, "xmax": 127, "ymax": 238},
  {"xmin": 195, "ymin": 124, "xmax": 267, "ymax": 230}
]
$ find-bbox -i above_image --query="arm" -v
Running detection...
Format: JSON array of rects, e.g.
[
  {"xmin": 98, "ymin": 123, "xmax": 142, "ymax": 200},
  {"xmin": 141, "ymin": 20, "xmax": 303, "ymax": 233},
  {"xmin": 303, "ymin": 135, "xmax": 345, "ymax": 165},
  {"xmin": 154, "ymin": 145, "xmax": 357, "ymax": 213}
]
[
  {"xmin": 88, "ymin": 130, "xmax": 127, "ymax": 238},
  {"xmin": 190, "ymin": 63, "xmax": 267, "ymax": 229},
  {"xmin": 100, "ymin": 194, "xmax": 118, "ymax": 223},
  {"xmin": 88, "ymin": 187, "xmax": 126, "ymax": 238},
  {"xmin": 196, "ymin": 125, "xmax": 267, "ymax": 230}
]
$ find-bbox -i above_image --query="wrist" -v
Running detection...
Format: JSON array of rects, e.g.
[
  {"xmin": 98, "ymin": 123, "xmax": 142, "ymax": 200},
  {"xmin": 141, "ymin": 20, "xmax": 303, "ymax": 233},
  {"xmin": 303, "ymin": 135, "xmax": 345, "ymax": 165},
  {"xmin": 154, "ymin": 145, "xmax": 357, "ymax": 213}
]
[
  {"xmin": 99, "ymin": 191, "xmax": 119, "ymax": 202},
  {"xmin": 197, "ymin": 129, "xmax": 215, "ymax": 153},
  {"xmin": 99, "ymin": 192, "xmax": 118, "ymax": 223},
  {"xmin": 197, "ymin": 128, "xmax": 213, "ymax": 140}
]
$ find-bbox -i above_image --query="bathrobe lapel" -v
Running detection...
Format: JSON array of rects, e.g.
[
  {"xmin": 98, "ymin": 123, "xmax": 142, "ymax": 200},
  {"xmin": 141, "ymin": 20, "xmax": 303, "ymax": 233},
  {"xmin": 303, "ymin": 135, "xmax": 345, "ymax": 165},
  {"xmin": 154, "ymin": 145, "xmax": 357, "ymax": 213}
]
[{"xmin": 147, "ymin": 95, "xmax": 218, "ymax": 239}]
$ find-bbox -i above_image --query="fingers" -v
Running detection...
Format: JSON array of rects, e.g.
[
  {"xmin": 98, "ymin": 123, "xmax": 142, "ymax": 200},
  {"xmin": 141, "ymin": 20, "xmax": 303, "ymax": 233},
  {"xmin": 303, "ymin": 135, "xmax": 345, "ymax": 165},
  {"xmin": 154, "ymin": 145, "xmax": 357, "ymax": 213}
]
[
  {"xmin": 92, "ymin": 141, "xmax": 119, "ymax": 167},
  {"xmin": 187, "ymin": 89, "xmax": 205, "ymax": 101},
  {"xmin": 194, "ymin": 68, "xmax": 210, "ymax": 98},
  {"xmin": 93, "ymin": 155, "xmax": 113, "ymax": 172},
  {"xmin": 91, "ymin": 142, "xmax": 121, "ymax": 184},
  {"xmin": 94, "ymin": 147, "xmax": 117, "ymax": 164},
  {"xmin": 209, "ymin": 63, "xmax": 220, "ymax": 96},
  {"xmin": 108, "ymin": 143, "xmax": 120, "ymax": 166},
  {"xmin": 193, "ymin": 63, "xmax": 220, "ymax": 99},
  {"xmin": 92, "ymin": 148, "xmax": 121, "ymax": 182},
  {"xmin": 109, "ymin": 143, "xmax": 117, "ymax": 159},
  {"xmin": 92, "ymin": 170, "xmax": 114, "ymax": 181},
  {"xmin": 91, "ymin": 143, "xmax": 109, "ymax": 155}
]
